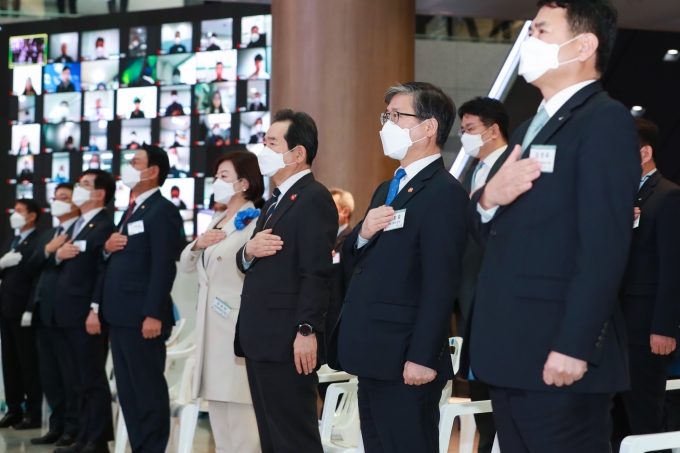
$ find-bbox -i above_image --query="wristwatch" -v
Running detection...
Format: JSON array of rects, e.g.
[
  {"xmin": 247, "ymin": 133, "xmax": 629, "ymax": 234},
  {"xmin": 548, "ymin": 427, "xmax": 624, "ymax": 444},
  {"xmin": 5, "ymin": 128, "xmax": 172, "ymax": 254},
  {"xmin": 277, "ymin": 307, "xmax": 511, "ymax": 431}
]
[{"xmin": 298, "ymin": 323, "xmax": 314, "ymax": 336}]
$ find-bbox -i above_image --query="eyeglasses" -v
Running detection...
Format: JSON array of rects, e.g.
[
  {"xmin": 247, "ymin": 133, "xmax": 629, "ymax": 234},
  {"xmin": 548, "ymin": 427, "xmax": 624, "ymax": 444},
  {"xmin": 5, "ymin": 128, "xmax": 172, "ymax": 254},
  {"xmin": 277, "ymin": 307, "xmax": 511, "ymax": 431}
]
[
  {"xmin": 458, "ymin": 125, "xmax": 490, "ymax": 138},
  {"xmin": 380, "ymin": 111, "xmax": 419, "ymax": 126}
]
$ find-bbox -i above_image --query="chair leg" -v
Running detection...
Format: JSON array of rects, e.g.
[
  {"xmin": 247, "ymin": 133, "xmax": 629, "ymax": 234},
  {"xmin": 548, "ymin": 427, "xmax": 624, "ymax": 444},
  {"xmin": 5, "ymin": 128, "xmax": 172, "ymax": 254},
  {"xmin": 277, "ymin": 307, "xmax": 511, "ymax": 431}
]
[
  {"xmin": 177, "ymin": 399, "xmax": 201, "ymax": 453},
  {"xmin": 491, "ymin": 433, "xmax": 501, "ymax": 453},
  {"xmin": 114, "ymin": 409, "xmax": 128, "ymax": 453}
]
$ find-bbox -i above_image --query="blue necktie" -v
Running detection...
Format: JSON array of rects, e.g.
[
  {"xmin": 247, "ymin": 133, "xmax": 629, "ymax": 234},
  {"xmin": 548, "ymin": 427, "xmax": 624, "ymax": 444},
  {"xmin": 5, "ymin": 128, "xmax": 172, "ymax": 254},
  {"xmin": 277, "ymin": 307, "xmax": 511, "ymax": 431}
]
[
  {"xmin": 9, "ymin": 236, "xmax": 20, "ymax": 250},
  {"xmin": 471, "ymin": 161, "xmax": 485, "ymax": 190},
  {"xmin": 521, "ymin": 107, "xmax": 550, "ymax": 156},
  {"xmin": 385, "ymin": 168, "xmax": 407, "ymax": 206},
  {"xmin": 263, "ymin": 188, "xmax": 281, "ymax": 228}
]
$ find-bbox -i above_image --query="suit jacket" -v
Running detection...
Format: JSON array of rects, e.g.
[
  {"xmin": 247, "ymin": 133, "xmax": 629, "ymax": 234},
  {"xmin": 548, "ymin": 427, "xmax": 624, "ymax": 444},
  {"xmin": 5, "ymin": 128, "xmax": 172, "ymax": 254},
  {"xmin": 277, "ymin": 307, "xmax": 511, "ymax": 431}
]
[
  {"xmin": 620, "ymin": 171, "xmax": 680, "ymax": 348},
  {"xmin": 465, "ymin": 81, "xmax": 640, "ymax": 393},
  {"xmin": 328, "ymin": 158, "xmax": 469, "ymax": 381},
  {"xmin": 455, "ymin": 150, "xmax": 510, "ymax": 336},
  {"xmin": 101, "ymin": 191, "xmax": 182, "ymax": 331},
  {"xmin": 326, "ymin": 225, "xmax": 353, "ymax": 351},
  {"xmin": 0, "ymin": 230, "xmax": 40, "ymax": 319},
  {"xmin": 54, "ymin": 210, "xmax": 115, "ymax": 328},
  {"xmin": 234, "ymin": 172, "xmax": 338, "ymax": 363}
]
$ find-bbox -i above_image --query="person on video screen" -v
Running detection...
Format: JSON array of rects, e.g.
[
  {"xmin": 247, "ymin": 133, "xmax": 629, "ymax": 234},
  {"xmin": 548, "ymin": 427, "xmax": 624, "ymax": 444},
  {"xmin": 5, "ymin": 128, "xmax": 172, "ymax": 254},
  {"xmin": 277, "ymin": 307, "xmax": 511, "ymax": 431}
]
[
  {"xmin": 206, "ymin": 91, "xmax": 225, "ymax": 114},
  {"xmin": 169, "ymin": 31, "xmax": 187, "ymax": 54},
  {"xmin": 127, "ymin": 131, "xmax": 140, "ymax": 150},
  {"xmin": 129, "ymin": 35, "xmax": 144, "ymax": 58},
  {"xmin": 23, "ymin": 77, "xmax": 37, "ymax": 96},
  {"xmin": 167, "ymin": 147, "xmax": 187, "ymax": 178},
  {"xmin": 247, "ymin": 54, "xmax": 269, "ymax": 80},
  {"xmin": 56, "ymin": 43, "xmax": 74, "ymax": 63},
  {"xmin": 88, "ymin": 153, "xmax": 101, "ymax": 169},
  {"xmin": 56, "ymin": 66, "xmax": 76, "ymax": 92},
  {"xmin": 95, "ymin": 37, "xmax": 107, "ymax": 60},
  {"xmin": 171, "ymin": 68, "xmax": 182, "ymax": 85},
  {"xmin": 206, "ymin": 32, "xmax": 221, "ymax": 51},
  {"xmin": 88, "ymin": 135, "xmax": 100, "ymax": 151},
  {"xmin": 247, "ymin": 25, "xmax": 266, "ymax": 48},
  {"xmin": 54, "ymin": 165, "xmax": 68, "ymax": 182},
  {"xmin": 248, "ymin": 91, "xmax": 266, "ymax": 111},
  {"xmin": 248, "ymin": 117, "xmax": 265, "ymax": 144},
  {"xmin": 212, "ymin": 62, "xmax": 226, "ymax": 83},
  {"xmin": 170, "ymin": 186, "xmax": 187, "ymax": 209},
  {"xmin": 165, "ymin": 91, "xmax": 184, "ymax": 116},
  {"xmin": 207, "ymin": 123, "xmax": 230, "ymax": 147},
  {"xmin": 16, "ymin": 136, "xmax": 33, "ymax": 156},
  {"xmin": 130, "ymin": 98, "xmax": 145, "ymax": 119},
  {"xmin": 18, "ymin": 160, "xmax": 33, "ymax": 183},
  {"xmin": 62, "ymin": 136, "xmax": 76, "ymax": 152}
]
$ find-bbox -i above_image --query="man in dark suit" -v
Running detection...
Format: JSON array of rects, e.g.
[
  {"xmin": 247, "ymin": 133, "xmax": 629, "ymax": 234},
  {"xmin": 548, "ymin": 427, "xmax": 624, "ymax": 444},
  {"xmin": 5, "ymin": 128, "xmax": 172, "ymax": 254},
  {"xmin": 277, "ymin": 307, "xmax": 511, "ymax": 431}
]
[
  {"xmin": 25, "ymin": 183, "xmax": 80, "ymax": 447},
  {"xmin": 464, "ymin": 2, "xmax": 640, "ymax": 451},
  {"xmin": 53, "ymin": 170, "xmax": 116, "ymax": 453},
  {"xmin": 611, "ymin": 118, "xmax": 680, "ymax": 451},
  {"xmin": 456, "ymin": 97, "xmax": 511, "ymax": 453},
  {"xmin": 248, "ymin": 92, "xmax": 267, "ymax": 111},
  {"xmin": 235, "ymin": 109, "xmax": 337, "ymax": 453},
  {"xmin": 328, "ymin": 82, "xmax": 469, "ymax": 453},
  {"xmin": 56, "ymin": 66, "xmax": 76, "ymax": 93},
  {"xmin": 102, "ymin": 146, "xmax": 182, "ymax": 453},
  {"xmin": 0, "ymin": 198, "xmax": 43, "ymax": 429}
]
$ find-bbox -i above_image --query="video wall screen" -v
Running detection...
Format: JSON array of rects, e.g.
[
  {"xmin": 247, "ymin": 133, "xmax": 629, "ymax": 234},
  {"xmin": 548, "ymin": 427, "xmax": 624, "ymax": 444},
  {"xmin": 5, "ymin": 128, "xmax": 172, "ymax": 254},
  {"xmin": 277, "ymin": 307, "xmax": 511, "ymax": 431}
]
[{"xmin": 2, "ymin": 5, "xmax": 272, "ymax": 240}]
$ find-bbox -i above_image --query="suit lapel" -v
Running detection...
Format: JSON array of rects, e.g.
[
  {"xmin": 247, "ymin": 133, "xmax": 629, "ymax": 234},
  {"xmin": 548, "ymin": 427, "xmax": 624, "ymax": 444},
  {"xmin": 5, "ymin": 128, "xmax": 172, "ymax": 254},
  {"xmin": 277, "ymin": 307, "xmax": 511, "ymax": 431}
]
[
  {"xmin": 15, "ymin": 231, "xmax": 37, "ymax": 253},
  {"xmin": 487, "ymin": 148, "xmax": 510, "ymax": 182},
  {"xmin": 638, "ymin": 171, "xmax": 661, "ymax": 207},
  {"xmin": 122, "ymin": 191, "xmax": 162, "ymax": 233},
  {"xmin": 75, "ymin": 211, "xmax": 107, "ymax": 241},
  {"xmin": 335, "ymin": 226, "xmax": 351, "ymax": 251},
  {"xmin": 265, "ymin": 173, "xmax": 315, "ymax": 231},
  {"xmin": 461, "ymin": 159, "xmax": 477, "ymax": 193}
]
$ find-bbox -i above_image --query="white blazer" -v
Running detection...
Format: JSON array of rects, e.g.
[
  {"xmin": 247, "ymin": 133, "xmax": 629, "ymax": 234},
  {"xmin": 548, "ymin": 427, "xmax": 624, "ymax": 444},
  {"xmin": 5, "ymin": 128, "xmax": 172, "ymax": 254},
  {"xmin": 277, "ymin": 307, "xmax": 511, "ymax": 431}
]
[{"xmin": 179, "ymin": 202, "xmax": 257, "ymax": 403}]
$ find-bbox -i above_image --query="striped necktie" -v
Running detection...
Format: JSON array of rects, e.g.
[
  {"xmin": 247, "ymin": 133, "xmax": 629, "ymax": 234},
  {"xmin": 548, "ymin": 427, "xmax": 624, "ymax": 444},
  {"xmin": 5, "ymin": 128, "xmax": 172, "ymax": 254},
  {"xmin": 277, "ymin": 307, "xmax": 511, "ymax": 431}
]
[
  {"xmin": 263, "ymin": 188, "xmax": 281, "ymax": 228},
  {"xmin": 72, "ymin": 217, "xmax": 85, "ymax": 239}
]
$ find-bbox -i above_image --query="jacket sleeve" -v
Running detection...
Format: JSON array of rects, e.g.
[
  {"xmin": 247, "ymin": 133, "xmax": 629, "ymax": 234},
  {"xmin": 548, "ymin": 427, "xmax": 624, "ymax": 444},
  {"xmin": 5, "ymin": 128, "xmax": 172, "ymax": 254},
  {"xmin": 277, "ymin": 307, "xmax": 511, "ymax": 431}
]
[
  {"xmin": 294, "ymin": 192, "xmax": 338, "ymax": 333},
  {"xmin": 651, "ymin": 189, "xmax": 680, "ymax": 338},
  {"xmin": 406, "ymin": 182, "xmax": 469, "ymax": 369},
  {"xmin": 550, "ymin": 104, "xmax": 641, "ymax": 364},
  {"xmin": 141, "ymin": 205, "xmax": 183, "ymax": 320},
  {"xmin": 92, "ymin": 222, "xmax": 115, "ymax": 306},
  {"xmin": 341, "ymin": 182, "xmax": 388, "ymax": 267},
  {"xmin": 179, "ymin": 240, "xmax": 201, "ymax": 274},
  {"xmin": 235, "ymin": 209, "xmax": 266, "ymax": 274},
  {"xmin": 24, "ymin": 232, "xmax": 50, "ymax": 277}
]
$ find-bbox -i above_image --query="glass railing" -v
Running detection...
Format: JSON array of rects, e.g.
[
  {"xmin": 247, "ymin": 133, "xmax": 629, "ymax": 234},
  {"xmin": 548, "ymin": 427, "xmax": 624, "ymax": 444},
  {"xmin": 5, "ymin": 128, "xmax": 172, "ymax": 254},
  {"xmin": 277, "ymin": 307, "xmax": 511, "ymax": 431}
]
[{"xmin": 416, "ymin": 15, "xmax": 525, "ymax": 44}]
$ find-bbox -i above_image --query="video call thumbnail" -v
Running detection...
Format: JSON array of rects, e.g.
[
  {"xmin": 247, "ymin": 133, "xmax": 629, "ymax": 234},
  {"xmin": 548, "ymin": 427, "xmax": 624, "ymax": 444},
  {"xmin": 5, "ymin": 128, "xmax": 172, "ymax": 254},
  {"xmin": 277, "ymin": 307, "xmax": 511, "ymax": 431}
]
[
  {"xmin": 44, "ymin": 92, "xmax": 82, "ymax": 123},
  {"xmin": 240, "ymin": 111, "xmax": 269, "ymax": 144},
  {"xmin": 237, "ymin": 47, "xmax": 270, "ymax": 80},
  {"xmin": 9, "ymin": 34, "xmax": 47, "ymax": 68},
  {"xmin": 114, "ymin": 179, "xmax": 132, "ymax": 210},
  {"xmin": 122, "ymin": 56, "xmax": 158, "ymax": 87},
  {"xmin": 196, "ymin": 50, "xmax": 237, "ymax": 83},
  {"xmin": 44, "ymin": 122, "xmax": 81, "ymax": 153},
  {"xmin": 128, "ymin": 27, "xmax": 148, "ymax": 58},
  {"xmin": 200, "ymin": 113, "xmax": 231, "ymax": 146},
  {"xmin": 82, "ymin": 151, "xmax": 113, "ymax": 172},
  {"xmin": 156, "ymin": 54, "xmax": 196, "ymax": 86},
  {"xmin": 200, "ymin": 18, "xmax": 233, "ymax": 51},
  {"xmin": 43, "ymin": 62, "xmax": 81, "ymax": 93},
  {"xmin": 161, "ymin": 177, "xmax": 194, "ymax": 210},
  {"xmin": 161, "ymin": 22, "xmax": 192, "ymax": 55},
  {"xmin": 241, "ymin": 15, "xmax": 270, "ymax": 48},
  {"xmin": 11, "ymin": 123, "xmax": 41, "ymax": 155},
  {"xmin": 84, "ymin": 91, "xmax": 115, "ymax": 122},
  {"xmin": 246, "ymin": 80, "xmax": 267, "ymax": 111},
  {"xmin": 49, "ymin": 32, "xmax": 79, "ymax": 63},
  {"xmin": 159, "ymin": 85, "xmax": 191, "ymax": 116},
  {"xmin": 86, "ymin": 120, "xmax": 108, "ymax": 151},
  {"xmin": 51, "ymin": 152, "xmax": 70, "ymax": 183},
  {"xmin": 17, "ymin": 155, "xmax": 34, "ymax": 183},
  {"xmin": 120, "ymin": 119, "xmax": 151, "ymax": 150},
  {"xmin": 117, "ymin": 87, "xmax": 158, "ymax": 119},
  {"xmin": 17, "ymin": 95, "xmax": 36, "ymax": 124},
  {"xmin": 81, "ymin": 29, "xmax": 120, "ymax": 61},
  {"xmin": 194, "ymin": 82, "xmax": 236, "ymax": 114},
  {"xmin": 81, "ymin": 60, "xmax": 120, "ymax": 91},
  {"xmin": 166, "ymin": 146, "xmax": 190, "ymax": 179},
  {"xmin": 17, "ymin": 182, "xmax": 33, "ymax": 200},
  {"xmin": 160, "ymin": 116, "xmax": 191, "ymax": 149},
  {"xmin": 13, "ymin": 64, "xmax": 42, "ymax": 95}
]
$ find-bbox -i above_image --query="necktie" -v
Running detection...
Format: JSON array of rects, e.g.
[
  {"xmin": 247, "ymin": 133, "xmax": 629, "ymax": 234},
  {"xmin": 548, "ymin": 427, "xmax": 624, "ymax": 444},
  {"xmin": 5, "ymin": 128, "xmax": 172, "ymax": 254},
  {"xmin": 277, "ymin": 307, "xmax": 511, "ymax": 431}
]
[
  {"xmin": 263, "ymin": 188, "xmax": 281, "ymax": 228},
  {"xmin": 385, "ymin": 169, "xmax": 407, "ymax": 206},
  {"xmin": 471, "ymin": 161, "xmax": 485, "ymax": 190},
  {"xmin": 121, "ymin": 201, "xmax": 137, "ymax": 229},
  {"xmin": 521, "ymin": 107, "xmax": 550, "ymax": 156},
  {"xmin": 55, "ymin": 226, "xmax": 63, "ymax": 237},
  {"xmin": 72, "ymin": 217, "xmax": 85, "ymax": 239},
  {"xmin": 10, "ymin": 236, "xmax": 20, "ymax": 250}
]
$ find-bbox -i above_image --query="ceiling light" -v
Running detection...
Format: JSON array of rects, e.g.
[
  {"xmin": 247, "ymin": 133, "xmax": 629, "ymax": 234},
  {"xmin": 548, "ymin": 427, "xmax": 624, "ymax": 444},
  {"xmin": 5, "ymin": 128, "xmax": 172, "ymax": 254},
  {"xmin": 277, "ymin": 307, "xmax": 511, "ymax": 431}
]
[
  {"xmin": 631, "ymin": 106, "xmax": 645, "ymax": 117},
  {"xmin": 664, "ymin": 49, "xmax": 679, "ymax": 62}
]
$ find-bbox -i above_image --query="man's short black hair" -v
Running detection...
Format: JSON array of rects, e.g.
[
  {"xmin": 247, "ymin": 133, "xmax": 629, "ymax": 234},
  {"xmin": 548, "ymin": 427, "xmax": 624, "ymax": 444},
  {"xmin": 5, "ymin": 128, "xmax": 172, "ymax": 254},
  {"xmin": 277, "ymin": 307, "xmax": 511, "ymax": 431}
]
[
  {"xmin": 171, "ymin": 186, "xmax": 180, "ymax": 192},
  {"xmin": 636, "ymin": 118, "xmax": 659, "ymax": 163},
  {"xmin": 458, "ymin": 97, "xmax": 510, "ymax": 141},
  {"xmin": 55, "ymin": 182, "xmax": 74, "ymax": 192},
  {"xmin": 272, "ymin": 109, "xmax": 319, "ymax": 165},
  {"xmin": 16, "ymin": 198, "xmax": 41, "ymax": 223},
  {"xmin": 536, "ymin": 0, "xmax": 618, "ymax": 74},
  {"xmin": 143, "ymin": 145, "xmax": 171, "ymax": 186},
  {"xmin": 62, "ymin": 66, "xmax": 70, "ymax": 72},
  {"xmin": 82, "ymin": 169, "xmax": 116, "ymax": 205},
  {"xmin": 384, "ymin": 82, "xmax": 456, "ymax": 149},
  {"xmin": 254, "ymin": 54, "xmax": 264, "ymax": 62}
]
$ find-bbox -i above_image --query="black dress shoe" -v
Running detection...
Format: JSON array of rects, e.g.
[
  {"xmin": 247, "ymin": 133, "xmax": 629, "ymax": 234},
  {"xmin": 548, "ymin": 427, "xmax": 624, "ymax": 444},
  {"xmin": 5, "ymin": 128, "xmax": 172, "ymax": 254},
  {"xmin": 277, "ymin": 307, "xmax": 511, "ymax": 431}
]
[
  {"xmin": 0, "ymin": 413, "xmax": 23, "ymax": 428},
  {"xmin": 54, "ymin": 442, "xmax": 85, "ymax": 453},
  {"xmin": 81, "ymin": 443, "xmax": 110, "ymax": 453},
  {"xmin": 14, "ymin": 418, "xmax": 41, "ymax": 430},
  {"xmin": 55, "ymin": 434, "xmax": 76, "ymax": 447},
  {"xmin": 31, "ymin": 429, "xmax": 64, "ymax": 444}
]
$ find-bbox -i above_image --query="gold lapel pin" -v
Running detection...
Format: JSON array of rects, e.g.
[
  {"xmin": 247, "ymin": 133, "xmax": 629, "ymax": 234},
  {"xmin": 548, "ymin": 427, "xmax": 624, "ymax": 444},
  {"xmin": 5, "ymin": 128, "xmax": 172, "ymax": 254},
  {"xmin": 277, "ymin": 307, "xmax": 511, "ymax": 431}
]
[
  {"xmin": 141, "ymin": 206, "xmax": 146, "ymax": 209},
  {"xmin": 89, "ymin": 224, "xmax": 93, "ymax": 228},
  {"xmin": 217, "ymin": 256, "xmax": 222, "ymax": 261},
  {"xmin": 408, "ymin": 187, "xmax": 414, "ymax": 193}
]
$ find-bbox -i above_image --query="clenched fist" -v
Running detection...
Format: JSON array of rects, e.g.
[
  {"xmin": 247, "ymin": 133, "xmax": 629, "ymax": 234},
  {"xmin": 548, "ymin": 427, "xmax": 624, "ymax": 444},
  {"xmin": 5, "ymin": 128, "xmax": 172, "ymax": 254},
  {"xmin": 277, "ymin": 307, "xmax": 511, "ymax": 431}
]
[
  {"xmin": 45, "ymin": 233, "xmax": 69, "ymax": 255},
  {"xmin": 56, "ymin": 239, "xmax": 80, "ymax": 261},
  {"xmin": 543, "ymin": 351, "xmax": 587, "ymax": 387},
  {"xmin": 193, "ymin": 229, "xmax": 226, "ymax": 251},
  {"xmin": 105, "ymin": 232, "xmax": 128, "ymax": 254},
  {"xmin": 244, "ymin": 229, "xmax": 283, "ymax": 261},
  {"xmin": 359, "ymin": 206, "xmax": 394, "ymax": 241}
]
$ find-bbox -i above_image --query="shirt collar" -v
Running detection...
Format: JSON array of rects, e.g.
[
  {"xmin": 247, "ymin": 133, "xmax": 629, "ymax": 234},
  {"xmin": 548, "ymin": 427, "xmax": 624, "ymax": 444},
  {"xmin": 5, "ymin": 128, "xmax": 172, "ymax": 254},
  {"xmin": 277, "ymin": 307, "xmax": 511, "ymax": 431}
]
[
  {"xmin": 79, "ymin": 207, "xmax": 105, "ymax": 227},
  {"xmin": 642, "ymin": 168, "xmax": 657, "ymax": 181},
  {"xmin": 275, "ymin": 169, "xmax": 311, "ymax": 199},
  {"xmin": 133, "ymin": 187, "xmax": 160, "ymax": 208},
  {"xmin": 17, "ymin": 227, "xmax": 35, "ymax": 241},
  {"xmin": 338, "ymin": 223, "xmax": 349, "ymax": 236},
  {"xmin": 59, "ymin": 216, "xmax": 78, "ymax": 232},
  {"xmin": 539, "ymin": 79, "xmax": 597, "ymax": 118},
  {"xmin": 397, "ymin": 154, "xmax": 441, "ymax": 182},
  {"xmin": 481, "ymin": 145, "xmax": 507, "ymax": 168}
]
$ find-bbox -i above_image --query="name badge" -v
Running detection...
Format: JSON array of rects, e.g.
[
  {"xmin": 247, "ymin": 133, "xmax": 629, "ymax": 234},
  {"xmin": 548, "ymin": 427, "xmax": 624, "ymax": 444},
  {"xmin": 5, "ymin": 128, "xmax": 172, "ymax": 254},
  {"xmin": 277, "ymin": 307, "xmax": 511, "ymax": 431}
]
[
  {"xmin": 73, "ymin": 240, "xmax": 87, "ymax": 252},
  {"xmin": 127, "ymin": 220, "xmax": 145, "ymax": 236},
  {"xmin": 384, "ymin": 209, "xmax": 406, "ymax": 232},
  {"xmin": 634, "ymin": 216, "xmax": 640, "ymax": 229},
  {"xmin": 211, "ymin": 297, "xmax": 232, "ymax": 319},
  {"xmin": 530, "ymin": 145, "xmax": 556, "ymax": 173},
  {"xmin": 332, "ymin": 251, "xmax": 341, "ymax": 264}
]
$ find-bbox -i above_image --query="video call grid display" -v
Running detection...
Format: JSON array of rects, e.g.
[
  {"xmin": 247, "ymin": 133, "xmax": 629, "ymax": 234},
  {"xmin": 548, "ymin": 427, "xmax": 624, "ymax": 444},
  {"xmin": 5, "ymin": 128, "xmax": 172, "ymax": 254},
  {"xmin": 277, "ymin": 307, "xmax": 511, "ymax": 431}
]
[{"xmin": 0, "ymin": 3, "xmax": 271, "ymax": 239}]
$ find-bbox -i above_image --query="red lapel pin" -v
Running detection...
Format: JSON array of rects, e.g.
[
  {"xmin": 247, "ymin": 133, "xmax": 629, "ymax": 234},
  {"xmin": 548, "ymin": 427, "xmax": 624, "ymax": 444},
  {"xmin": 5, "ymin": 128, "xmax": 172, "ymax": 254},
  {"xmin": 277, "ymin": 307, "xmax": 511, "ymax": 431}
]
[
  {"xmin": 408, "ymin": 187, "xmax": 414, "ymax": 193},
  {"xmin": 290, "ymin": 194, "xmax": 297, "ymax": 201}
]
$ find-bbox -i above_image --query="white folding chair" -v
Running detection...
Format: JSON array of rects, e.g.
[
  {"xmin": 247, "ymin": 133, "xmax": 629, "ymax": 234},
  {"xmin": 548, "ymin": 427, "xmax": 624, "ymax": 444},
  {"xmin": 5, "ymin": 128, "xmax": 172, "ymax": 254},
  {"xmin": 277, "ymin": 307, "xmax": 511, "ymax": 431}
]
[
  {"xmin": 620, "ymin": 431, "xmax": 680, "ymax": 453},
  {"xmin": 320, "ymin": 379, "xmax": 362, "ymax": 453},
  {"xmin": 165, "ymin": 318, "xmax": 186, "ymax": 348},
  {"xmin": 318, "ymin": 364, "xmax": 354, "ymax": 384},
  {"xmin": 166, "ymin": 357, "xmax": 200, "ymax": 453},
  {"xmin": 439, "ymin": 399, "xmax": 493, "ymax": 453},
  {"xmin": 667, "ymin": 379, "xmax": 680, "ymax": 391}
]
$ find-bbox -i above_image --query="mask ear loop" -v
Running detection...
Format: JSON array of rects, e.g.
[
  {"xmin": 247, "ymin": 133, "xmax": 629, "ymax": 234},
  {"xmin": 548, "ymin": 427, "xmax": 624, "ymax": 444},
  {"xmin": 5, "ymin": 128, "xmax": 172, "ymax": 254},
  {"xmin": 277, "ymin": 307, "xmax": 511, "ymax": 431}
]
[
  {"xmin": 558, "ymin": 34, "xmax": 585, "ymax": 66},
  {"xmin": 409, "ymin": 120, "xmax": 431, "ymax": 145}
]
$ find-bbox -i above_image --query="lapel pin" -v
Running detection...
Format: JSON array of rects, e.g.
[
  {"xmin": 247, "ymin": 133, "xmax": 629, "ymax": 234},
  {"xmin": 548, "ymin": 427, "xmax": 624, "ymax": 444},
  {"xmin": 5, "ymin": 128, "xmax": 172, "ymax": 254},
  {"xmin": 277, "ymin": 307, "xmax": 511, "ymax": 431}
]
[
  {"xmin": 558, "ymin": 116, "xmax": 564, "ymax": 121},
  {"xmin": 89, "ymin": 224, "xmax": 93, "ymax": 228},
  {"xmin": 141, "ymin": 205, "xmax": 146, "ymax": 209},
  {"xmin": 290, "ymin": 194, "xmax": 297, "ymax": 201},
  {"xmin": 408, "ymin": 187, "xmax": 414, "ymax": 193},
  {"xmin": 217, "ymin": 256, "xmax": 222, "ymax": 261}
]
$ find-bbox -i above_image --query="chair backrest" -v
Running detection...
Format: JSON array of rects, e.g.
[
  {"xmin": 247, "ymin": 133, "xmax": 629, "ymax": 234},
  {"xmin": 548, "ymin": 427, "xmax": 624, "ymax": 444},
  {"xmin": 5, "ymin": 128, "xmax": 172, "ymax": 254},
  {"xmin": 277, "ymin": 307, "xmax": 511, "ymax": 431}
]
[
  {"xmin": 619, "ymin": 431, "xmax": 680, "ymax": 453},
  {"xmin": 165, "ymin": 318, "xmax": 186, "ymax": 348}
]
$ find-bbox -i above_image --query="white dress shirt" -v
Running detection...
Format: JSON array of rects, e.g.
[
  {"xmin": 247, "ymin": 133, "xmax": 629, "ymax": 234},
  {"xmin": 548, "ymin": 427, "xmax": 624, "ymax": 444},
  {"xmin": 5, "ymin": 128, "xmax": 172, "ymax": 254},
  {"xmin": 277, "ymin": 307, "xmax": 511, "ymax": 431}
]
[
  {"xmin": 357, "ymin": 154, "xmax": 441, "ymax": 247},
  {"xmin": 473, "ymin": 145, "xmax": 508, "ymax": 191},
  {"xmin": 477, "ymin": 80, "xmax": 597, "ymax": 223},
  {"xmin": 338, "ymin": 223, "xmax": 349, "ymax": 237},
  {"xmin": 130, "ymin": 187, "xmax": 160, "ymax": 213},
  {"xmin": 15, "ymin": 227, "xmax": 35, "ymax": 244}
]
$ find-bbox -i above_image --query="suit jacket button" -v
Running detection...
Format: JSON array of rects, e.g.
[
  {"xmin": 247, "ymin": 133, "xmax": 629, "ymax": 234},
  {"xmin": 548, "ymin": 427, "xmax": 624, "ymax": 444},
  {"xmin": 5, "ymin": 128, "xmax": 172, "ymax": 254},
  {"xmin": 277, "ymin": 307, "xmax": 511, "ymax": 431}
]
[
  {"xmin": 248, "ymin": 269, "xmax": 253, "ymax": 274},
  {"xmin": 491, "ymin": 230, "xmax": 497, "ymax": 236},
  {"xmin": 598, "ymin": 335, "xmax": 605, "ymax": 341},
  {"xmin": 356, "ymin": 268, "xmax": 362, "ymax": 274},
  {"xmin": 596, "ymin": 342, "xmax": 603, "ymax": 348},
  {"xmin": 604, "ymin": 321, "xmax": 609, "ymax": 328}
]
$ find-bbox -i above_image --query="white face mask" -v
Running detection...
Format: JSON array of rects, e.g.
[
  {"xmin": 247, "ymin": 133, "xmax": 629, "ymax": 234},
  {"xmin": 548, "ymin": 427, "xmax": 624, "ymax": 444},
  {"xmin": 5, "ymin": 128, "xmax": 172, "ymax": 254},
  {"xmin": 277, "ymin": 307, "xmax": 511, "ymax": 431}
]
[
  {"xmin": 172, "ymin": 75, "xmax": 181, "ymax": 85},
  {"xmin": 50, "ymin": 200, "xmax": 73, "ymax": 217},
  {"xmin": 379, "ymin": 120, "xmax": 428, "ymax": 161},
  {"xmin": 518, "ymin": 34, "xmax": 584, "ymax": 83},
  {"xmin": 121, "ymin": 165, "xmax": 148, "ymax": 189},
  {"xmin": 213, "ymin": 178, "xmax": 243, "ymax": 204},
  {"xmin": 71, "ymin": 186, "xmax": 93, "ymax": 207},
  {"xmin": 174, "ymin": 37, "xmax": 181, "ymax": 45},
  {"xmin": 168, "ymin": 154, "xmax": 179, "ymax": 167},
  {"xmin": 10, "ymin": 212, "xmax": 26, "ymax": 230},
  {"xmin": 251, "ymin": 33, "xmax": 260, "ymax": 43},
  {"xmin": 461, "ymin": 128, "xmax": 492, "ymax": 158},
  {"xmin": 96, "ymin": 46, "xmax": 105, "ymax": 58},
  {"xmin": 257, "ymin": 146, "xmax": 295, "ymax": 178}
]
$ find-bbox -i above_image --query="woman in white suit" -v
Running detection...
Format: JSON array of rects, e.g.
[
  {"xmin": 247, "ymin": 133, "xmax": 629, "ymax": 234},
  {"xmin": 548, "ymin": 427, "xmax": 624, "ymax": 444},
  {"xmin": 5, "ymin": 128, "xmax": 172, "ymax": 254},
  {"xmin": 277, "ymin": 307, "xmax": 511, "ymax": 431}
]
[{"xmin": 180, "ymin": 151, "xmax": 264, "ymax": 453}]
